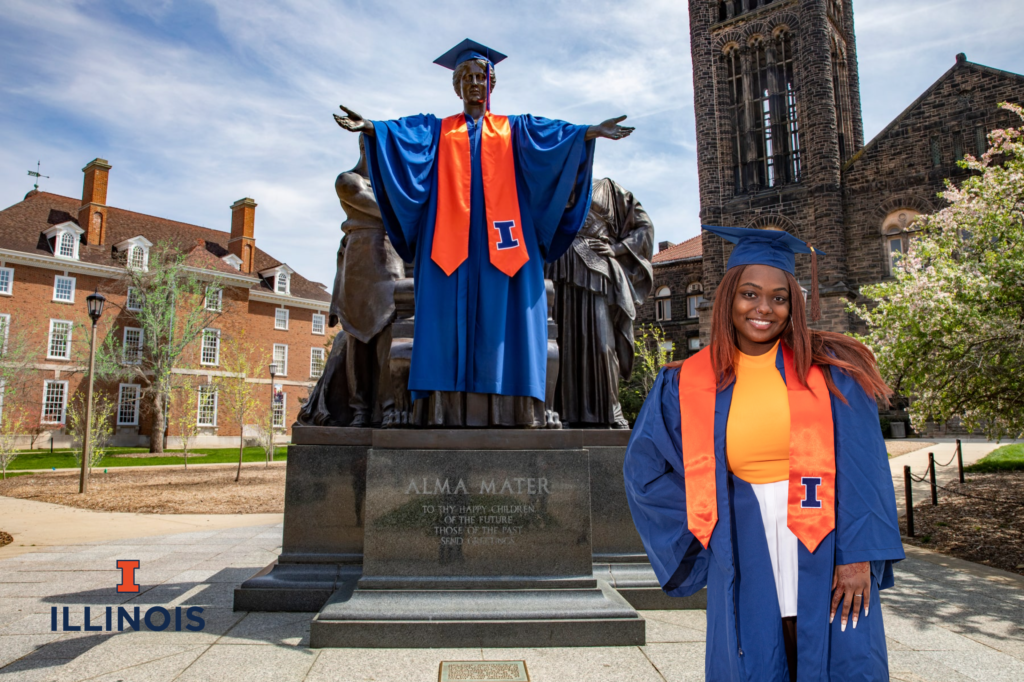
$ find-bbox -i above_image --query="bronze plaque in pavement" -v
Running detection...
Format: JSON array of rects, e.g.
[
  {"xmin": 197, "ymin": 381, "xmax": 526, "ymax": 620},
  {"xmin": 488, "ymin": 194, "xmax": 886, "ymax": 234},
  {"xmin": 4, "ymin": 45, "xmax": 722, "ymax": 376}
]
[{"xmin": 438, "ymin": 660, "xmax": 529, "ymax": 681}]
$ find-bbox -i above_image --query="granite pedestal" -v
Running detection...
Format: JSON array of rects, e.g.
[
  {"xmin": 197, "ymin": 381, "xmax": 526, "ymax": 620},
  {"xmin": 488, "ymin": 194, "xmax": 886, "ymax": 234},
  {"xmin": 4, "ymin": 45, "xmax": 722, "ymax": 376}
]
[{"xmin": 234, "ymin": 427, "xmax": 703, "ymax": 635}]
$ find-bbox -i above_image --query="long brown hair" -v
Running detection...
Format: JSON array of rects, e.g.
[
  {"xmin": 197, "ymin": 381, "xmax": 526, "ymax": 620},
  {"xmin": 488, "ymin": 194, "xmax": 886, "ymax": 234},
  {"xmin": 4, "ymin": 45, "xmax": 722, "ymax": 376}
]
[{"xmin": 670, "ymin": 265, "xmax": 891, "ymax": 406}]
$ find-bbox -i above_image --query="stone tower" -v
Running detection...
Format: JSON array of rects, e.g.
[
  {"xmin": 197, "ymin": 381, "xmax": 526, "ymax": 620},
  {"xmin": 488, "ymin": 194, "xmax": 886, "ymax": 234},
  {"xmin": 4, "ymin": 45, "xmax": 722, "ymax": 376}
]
[{"xmin": 689, "ymin": 0, "xmax": 862, "ymax": 336}]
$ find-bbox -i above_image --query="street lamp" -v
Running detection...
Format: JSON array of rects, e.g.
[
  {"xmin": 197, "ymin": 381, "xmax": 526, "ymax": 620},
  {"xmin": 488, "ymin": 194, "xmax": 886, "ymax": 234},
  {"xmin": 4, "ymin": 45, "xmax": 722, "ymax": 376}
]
[
  {"xmin": 268, "ymin": 363, "xmax": 278, "ymax": 466},
  {"xmin": 80, "ymin": 291, "xmax": 106, "ymax": 494}
]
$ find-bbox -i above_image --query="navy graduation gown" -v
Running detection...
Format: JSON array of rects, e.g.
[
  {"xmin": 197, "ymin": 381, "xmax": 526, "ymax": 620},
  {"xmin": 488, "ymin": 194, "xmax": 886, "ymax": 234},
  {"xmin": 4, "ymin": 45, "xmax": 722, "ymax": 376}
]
[
  {"xmin": 364, "ymin": 113, "xmax": 595, "ymax": 402},
  {"xmin": 624, "ymin": 346, "xmax": 904, "ymax": 681}
]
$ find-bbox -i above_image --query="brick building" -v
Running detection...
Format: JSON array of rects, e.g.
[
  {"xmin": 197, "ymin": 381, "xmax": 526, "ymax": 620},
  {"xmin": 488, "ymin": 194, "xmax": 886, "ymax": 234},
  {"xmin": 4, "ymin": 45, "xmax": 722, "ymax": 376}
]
[
  {"xmin": 639, "ymin": 0, "xmax": 1024, "ymax": 355},
  {"xmin": 0, "ymin": 159, "xmax": 332, "ymax": 448}
]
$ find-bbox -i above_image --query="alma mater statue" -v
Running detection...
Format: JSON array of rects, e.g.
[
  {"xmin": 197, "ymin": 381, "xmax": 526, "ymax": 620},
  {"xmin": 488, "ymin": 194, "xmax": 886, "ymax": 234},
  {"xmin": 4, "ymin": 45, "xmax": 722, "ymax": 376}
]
[{"xmin": 334, "ymin": 39, "xmax": 634, "ymax": 426}]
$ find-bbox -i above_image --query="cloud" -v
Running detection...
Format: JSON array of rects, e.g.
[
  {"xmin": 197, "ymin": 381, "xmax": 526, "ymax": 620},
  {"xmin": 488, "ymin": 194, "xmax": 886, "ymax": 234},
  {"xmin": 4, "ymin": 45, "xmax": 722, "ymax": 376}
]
[{"xmin": 1, "ymin": 0, "xmax": 1022, "ymax": 286}]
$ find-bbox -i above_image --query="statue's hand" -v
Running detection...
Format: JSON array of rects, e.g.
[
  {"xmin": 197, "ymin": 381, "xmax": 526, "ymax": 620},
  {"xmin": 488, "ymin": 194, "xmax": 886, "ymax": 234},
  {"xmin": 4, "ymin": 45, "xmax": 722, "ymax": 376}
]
[
  {"xmin": 334, "ymin": 105, "xmax": 374, "ymax": 135},
  {"xmin": 586, "ymin": 115, "xmax": 635, "ymax": 141},
  {"xmin": 588, "ymin": 238, "xmax": 615, "ymax": 257}
]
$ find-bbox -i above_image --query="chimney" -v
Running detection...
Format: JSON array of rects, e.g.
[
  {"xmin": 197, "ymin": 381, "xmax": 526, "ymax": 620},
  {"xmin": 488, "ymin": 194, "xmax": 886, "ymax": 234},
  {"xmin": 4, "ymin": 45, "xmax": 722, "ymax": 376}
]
[
  {"xmin": 658, "ymin": 240, "xmax": 675, "ymax": 253},
  {"xmin": 79, "ymin": 158, "xmax": 111, "ymax": 245},
  {"xmin": 229, "ymin": 198, "xmax": 257, "ymax": 273}
]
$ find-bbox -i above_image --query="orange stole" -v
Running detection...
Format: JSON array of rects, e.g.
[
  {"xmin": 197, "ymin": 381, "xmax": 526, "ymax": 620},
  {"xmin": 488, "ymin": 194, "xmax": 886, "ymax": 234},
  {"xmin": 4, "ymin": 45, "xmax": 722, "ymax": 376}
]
[
  {"xmin": 678, "ymin": 345, "xmax": 836, "ymax": 552},
  {"xmin": 432, "ymin": 113, "xmax": 529, "ymax": 277}
]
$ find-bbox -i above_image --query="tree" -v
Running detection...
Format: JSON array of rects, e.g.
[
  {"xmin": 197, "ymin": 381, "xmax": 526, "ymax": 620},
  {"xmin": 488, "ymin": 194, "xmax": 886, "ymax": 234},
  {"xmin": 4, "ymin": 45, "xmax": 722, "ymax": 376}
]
[
  {"xmin": 214, "ymin": 332, "xmax": 266, "ymax": 482},
  {"xmin": 854, "ymin": 103, "xmax": 1024, "ymax": 439},
  {"xmin": 618, "ymin": 324, "xmax": 673, "ymax": 426},
  {"xmin": 171, "ymin": 375, "xmax": 201, "ymax": 470},
  {"xmin": 0, "ymin": 315, "xmax": 40, "ymax": 475},
  {"xmin": 67, "ymin": 392, "xmax": 115, "ymax": 472},
  {"xmin": 98, "ymin": 242, "xmax": 223, "ymax": 453}
]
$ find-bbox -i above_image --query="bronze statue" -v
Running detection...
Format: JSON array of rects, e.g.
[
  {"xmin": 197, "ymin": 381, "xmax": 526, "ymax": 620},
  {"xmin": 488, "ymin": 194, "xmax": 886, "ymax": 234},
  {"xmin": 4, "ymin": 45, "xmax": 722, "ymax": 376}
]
[
  {"xmin": 298, "ymin": 135, "xmax": 404, "ymax": 428},
  {"xmin": 546, "ymin": 178, "xmax": 654, "ymax": 428}
]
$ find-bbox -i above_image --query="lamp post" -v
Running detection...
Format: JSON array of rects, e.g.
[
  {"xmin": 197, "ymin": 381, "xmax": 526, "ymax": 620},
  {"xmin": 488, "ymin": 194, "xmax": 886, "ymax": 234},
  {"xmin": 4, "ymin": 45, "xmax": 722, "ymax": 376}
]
[
  {"xmin": 80, "ymin": 291, "xmax": 106, "ymax": 494},
  {"xmin": 268, "ymin": 363, "xmax": 278, "ymax": 466}
]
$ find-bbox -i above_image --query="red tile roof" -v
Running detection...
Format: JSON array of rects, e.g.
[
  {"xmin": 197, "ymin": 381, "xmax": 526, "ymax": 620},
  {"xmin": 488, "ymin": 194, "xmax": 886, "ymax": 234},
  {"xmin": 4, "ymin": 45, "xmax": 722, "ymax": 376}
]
[
  {"xmin": 0, "ymin": 191, "xmax": 330, "ymax": 302},
  {"xmin": 652, "ymin": 234, "xmax": 703, "ymax": 264}
]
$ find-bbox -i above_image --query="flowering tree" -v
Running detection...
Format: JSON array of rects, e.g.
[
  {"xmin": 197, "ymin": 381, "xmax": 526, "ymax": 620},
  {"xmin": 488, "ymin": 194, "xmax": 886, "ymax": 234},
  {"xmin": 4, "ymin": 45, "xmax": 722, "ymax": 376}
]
[
  {"xmin": 854, "ymin": 103, "xmax": 1024, "ymax": 439},
  {"xmin": 171, "ymin": 375, "xmax": 201, "ymax": 470},
  {"xmin": 68, "ymin": 392, "xmax": 116, "ymax": 471},
  {"xmin": 618, "ymin": 324, "xmax": 673, "ymax": 426},
  {"xmin": 214, "ymin": 332, "xmax": 266, "ymax": 482}
]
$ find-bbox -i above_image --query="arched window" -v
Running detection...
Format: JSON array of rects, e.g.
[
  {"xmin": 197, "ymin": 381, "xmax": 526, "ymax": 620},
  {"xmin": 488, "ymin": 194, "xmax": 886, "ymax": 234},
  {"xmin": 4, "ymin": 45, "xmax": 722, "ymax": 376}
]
[
  {"xmin": 655, "ymin": 286, "xmax": 672, "ymax": 321},
  {"xmin": 58, "ymin": 232, "xmax": 77, "ymax": 258},
  {"xmin": 882, "ymin": 210, "xmax": 922, "ymax": 274},
  {"xmin": 725, "ymin": 31, "xmax": 801, "ymax": 194},
  {"xmin": 686, "ymin": 282, "xmax": 704, "ymax": 319}
]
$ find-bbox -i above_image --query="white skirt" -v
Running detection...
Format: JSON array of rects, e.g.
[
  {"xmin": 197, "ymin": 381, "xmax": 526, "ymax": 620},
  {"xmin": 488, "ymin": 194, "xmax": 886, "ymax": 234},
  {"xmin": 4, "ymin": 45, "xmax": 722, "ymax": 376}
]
[{"xmin": 751, "ymin": 480, "xmax": 800, "ymax": 618}]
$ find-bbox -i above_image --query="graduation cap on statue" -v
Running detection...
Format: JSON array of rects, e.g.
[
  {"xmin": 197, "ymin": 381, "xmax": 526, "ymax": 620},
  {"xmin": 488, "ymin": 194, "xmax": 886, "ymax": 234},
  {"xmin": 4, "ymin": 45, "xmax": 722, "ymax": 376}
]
[
  {"xmin": 702, "ymin": 225, "xmax": 825, "ymax": 321},
  {"xmin": 434, "ymin": 39, "xmax": 507, "ymax": 111}
]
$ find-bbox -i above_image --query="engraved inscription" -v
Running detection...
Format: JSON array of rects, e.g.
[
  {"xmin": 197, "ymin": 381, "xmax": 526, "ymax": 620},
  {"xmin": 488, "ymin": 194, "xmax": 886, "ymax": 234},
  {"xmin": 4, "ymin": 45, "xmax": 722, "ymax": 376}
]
[{"xmin": 439, "ymin": 660, "xmax": 529, "ymax": 682}]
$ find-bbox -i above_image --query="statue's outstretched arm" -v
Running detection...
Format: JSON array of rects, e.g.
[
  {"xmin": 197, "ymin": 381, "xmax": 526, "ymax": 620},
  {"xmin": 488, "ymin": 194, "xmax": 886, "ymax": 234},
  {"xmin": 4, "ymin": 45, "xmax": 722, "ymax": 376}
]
[
  {"xmin": 334, "ymin": 104, "xmax": 376, "ymax": 137},
  {"xmin": 586, "ymin": 115, "xmax": 634, "ymax": 141}
]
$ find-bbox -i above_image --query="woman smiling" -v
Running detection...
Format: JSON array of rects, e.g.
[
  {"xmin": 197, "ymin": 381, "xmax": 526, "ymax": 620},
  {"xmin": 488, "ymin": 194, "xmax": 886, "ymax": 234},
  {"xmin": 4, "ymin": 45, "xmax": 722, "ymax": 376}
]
[{"xmin": 624, "ymin": 226, "xmax": 903, "ymax": 682}]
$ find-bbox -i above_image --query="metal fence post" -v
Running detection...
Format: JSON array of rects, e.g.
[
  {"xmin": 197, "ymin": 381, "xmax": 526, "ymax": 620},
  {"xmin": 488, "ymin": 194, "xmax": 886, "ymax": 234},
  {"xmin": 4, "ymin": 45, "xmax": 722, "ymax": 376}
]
[
  {"xmin": 928, "ymin": 453, "xmax": 938, "ymax": 505},
  {"xmin": 904, "ymin": 465, "xmax": 915, "ymax": 537},
  {"xmin": 957, "ymin": 439, "xmax": 964, "ymax": 483}
]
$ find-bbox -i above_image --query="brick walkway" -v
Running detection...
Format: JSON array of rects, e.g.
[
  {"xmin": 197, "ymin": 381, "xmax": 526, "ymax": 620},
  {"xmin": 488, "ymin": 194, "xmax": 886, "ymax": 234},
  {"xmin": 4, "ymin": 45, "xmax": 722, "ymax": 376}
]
[{"xmin": 1, "ymin": 523, "xmax": 1022, "ymax": 681}]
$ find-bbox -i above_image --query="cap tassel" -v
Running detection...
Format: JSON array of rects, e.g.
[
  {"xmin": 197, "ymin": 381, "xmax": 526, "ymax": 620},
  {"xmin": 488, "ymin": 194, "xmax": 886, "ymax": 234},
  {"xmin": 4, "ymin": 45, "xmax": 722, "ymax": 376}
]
[{"xmin": 810, "ymin": 246, "xmax": 821, "ymax": 322}]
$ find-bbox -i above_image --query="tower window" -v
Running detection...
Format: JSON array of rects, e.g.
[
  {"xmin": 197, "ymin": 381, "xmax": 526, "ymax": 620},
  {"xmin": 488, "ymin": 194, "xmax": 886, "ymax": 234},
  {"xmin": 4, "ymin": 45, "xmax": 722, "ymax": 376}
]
[
  {"xmin": 831, "ymin": 37, "xmax": 854, "ymax": 164},
  {"xmin": 726, "ymin": 32, "xmax": 802, "ymax": 195}
]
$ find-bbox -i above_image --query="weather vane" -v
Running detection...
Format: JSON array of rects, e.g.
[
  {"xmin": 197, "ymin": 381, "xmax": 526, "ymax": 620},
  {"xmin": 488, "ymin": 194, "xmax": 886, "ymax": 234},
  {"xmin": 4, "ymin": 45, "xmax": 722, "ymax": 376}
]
[{"xmin": 27, "ymin": 161, "xmax": 49, "ymax": 190}]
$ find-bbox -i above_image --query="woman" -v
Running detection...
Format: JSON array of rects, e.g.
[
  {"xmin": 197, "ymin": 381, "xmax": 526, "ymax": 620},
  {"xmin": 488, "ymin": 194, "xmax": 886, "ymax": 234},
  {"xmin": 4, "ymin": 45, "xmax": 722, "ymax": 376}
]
[{"xmin": 624, "ymin": 226, "xmax": 903, "ymax": 682}]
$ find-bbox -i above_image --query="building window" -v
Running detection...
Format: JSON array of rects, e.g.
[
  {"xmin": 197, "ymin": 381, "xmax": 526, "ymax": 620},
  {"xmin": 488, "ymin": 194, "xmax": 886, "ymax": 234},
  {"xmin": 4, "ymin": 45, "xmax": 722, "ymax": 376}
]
[
  {"xmin": 272, "ymin": 389, "xmax": 286, "ymax": 429},
  {"xmin": 310, "ymin": 347, "xmax": 326, "ymax": 378},
  {"xmin": 123, "ymin": 327, "xmax": 143, "ymax": 364},
  {"xmin": 0, "ymin": 267, "xmax": 13, "ymax": 295},
  {"xmin": 882, "ymin": 210, "xmax": 922, "ymax": 275},
  {"xmin": 276, "ymin": 272, "xmax": 290, "ymax": 295},
  {"xmin": 654, "ymin": 286, "xmax": 672, "ymax": 321},
  {"xmin": 275, "ymin": 308, "xmax": 289, "ymax": 330},
  {"xmin": 128, "ymin": 245, "xmax": 148, "ymax": 270},
  {"xmin": 953, "ymin": 133, "xmax": 965, "ymax": 163},
  {"xmin": 930, "ymin": 137, "xmax": 942, "ymax": 167},
  {"xmin": 205, "ymin": 287, "xmax": 222, "ymax": 312},
  {"xmin": 48, "ymin": 319, "xmax": 73, "ymax": 360},
  {"xmin": 126, "ymin": 287, "xmax": 143, "ymax": 312},
  {"xmin": 273, "ymin": 344, "xmax": 288, "ymax": 376},
  {"xmin": 53, "ymin": 275, "xmax": 76, "ymax": 303},
  {"xmin": 686, "ymin": 283, "xmax": 704, "ymax": 319},
  {"xmin": 976, "ymin": 126, "xmax": 988, "ymax": 157},
  {"xmin": 659, "ymin": 341, "xmax": 674, "ymax": 358},
  {"xmin": 117, "ymin": 384, "xmax": 140, "ymax": 426},
  {"xmin": 689, "ymin": 337, "xmax": 703, "ymax": 351},
  {"xmin": 197, "ymin": 386, "xmax": 218, "ymax": 427},
  {"xmin": 312, "ymin": 314, "xmax": 326, "ymax": 335},
  {"xmin": 58, "ymin": 232, "xmax": 78, "ymax": 259},
  {"xmin": 201, "ymin": 329, "xmax": 221, "ymax": 366},
  {"xmin": 42, "ymin": 380, "xmax": 68, "ymax": 423},
  {"xmin": 725, "ymin": 31, "xmax": 801, "ymax": 195},
  {"xmin": 717, "ymin": 0, "xmax": 783, "ymax": 21}
]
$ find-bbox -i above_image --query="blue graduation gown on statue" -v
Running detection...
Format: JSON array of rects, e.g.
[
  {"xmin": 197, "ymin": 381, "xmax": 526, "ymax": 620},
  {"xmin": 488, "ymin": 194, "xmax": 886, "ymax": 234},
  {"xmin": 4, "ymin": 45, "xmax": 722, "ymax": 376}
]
[
  {"xmin": 624, "ymin": 347, "xmax": 905, "ymax": 682},
  {"xmin": 364, "ymin": 113, "xmax": 595, "ymax": 402}
]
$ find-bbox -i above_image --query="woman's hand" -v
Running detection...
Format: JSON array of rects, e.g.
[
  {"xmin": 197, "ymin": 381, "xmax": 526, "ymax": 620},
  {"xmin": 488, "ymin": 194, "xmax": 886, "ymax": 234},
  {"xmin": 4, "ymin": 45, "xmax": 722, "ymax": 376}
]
[{"xmin": 831, "ymin": 562, "xmax": 870, "ymax": 632}]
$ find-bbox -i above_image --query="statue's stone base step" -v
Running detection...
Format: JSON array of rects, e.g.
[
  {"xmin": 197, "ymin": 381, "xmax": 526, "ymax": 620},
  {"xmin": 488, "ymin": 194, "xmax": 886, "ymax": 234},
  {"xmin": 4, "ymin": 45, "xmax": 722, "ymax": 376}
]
[
  {"xmin": 595, "ymin": 562, "xmax": 708, "ymax": 611},
  {"xmin": 309, "ymin": 581, "xmax": 645, "ymax": 648}
]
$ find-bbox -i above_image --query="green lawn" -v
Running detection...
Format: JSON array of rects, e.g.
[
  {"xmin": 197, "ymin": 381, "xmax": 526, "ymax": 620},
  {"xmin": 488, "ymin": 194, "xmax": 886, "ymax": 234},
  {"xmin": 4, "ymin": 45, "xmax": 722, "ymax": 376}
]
[
  {"xmin": 964, "ymin": 443, "xmax": 1024, "ymax": 473},
  {"xmin": 5, "ymin": 446, "xmax": 288, "ymax": 471}
]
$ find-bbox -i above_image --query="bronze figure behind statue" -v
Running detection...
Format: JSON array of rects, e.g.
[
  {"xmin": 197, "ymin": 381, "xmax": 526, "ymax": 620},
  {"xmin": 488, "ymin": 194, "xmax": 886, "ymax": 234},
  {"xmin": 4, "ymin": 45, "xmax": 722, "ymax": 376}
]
[
  {"xmin": 298, "ymin": 135, "xmax": 404, "ymax": 427},
  {"xmin": 546, "ymin": 178, "xmax": 654, "ymax": 428}
]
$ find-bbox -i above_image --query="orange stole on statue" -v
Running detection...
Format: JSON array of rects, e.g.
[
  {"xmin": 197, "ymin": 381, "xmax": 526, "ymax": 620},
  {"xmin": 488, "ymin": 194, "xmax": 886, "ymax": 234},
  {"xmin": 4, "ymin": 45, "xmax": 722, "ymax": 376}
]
[
  {"xmin": 432, "ymin": 113, "xmax": 529, "ymax": 277},
  {"xmin": 677, "ymin": 345, "xmax": 836, "ymax": 552}
]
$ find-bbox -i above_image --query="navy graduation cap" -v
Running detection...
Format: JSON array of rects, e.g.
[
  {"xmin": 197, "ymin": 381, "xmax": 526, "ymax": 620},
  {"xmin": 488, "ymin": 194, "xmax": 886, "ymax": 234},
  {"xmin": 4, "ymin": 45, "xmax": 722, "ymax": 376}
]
[
  {"xmin": 702, "ymin": 224, "xmax": 825, "ymax": 319},
  {"xmin": 434, "ymin": 39, "xmax": 507, "ymax": 70}
]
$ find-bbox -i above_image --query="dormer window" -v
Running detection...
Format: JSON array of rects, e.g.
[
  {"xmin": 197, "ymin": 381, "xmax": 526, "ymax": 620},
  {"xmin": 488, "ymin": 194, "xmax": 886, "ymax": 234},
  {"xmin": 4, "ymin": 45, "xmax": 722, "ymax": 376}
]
[
  {"xmin": 114, "ymin": 237, "xmax": 154, "ymax": 271},
  {"xmin": 43, "ymin": 222, "xmax": 84, "ymax": 261},
  {"xmin": 259, "ymin": 265, "xmax": 295, "ymax": 296},
  {"xmin": 222, "ymin": 254, "xmax": 243, "ymax": 271}
]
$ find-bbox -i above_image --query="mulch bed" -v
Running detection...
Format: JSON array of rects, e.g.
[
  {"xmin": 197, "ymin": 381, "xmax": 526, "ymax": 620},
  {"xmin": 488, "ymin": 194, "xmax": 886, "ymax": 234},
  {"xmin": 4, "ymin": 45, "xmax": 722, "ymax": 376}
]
[
  {"xmin": 0, "ymin": 531, "xmax": 12, "ymax": 548},
  {"xmin": 0, "ymin": 465, "xmax": 285, "ymax": 514},
  {"xmin": 900, "ymin": 471, "xmax": 1024, "ymax": 576}
]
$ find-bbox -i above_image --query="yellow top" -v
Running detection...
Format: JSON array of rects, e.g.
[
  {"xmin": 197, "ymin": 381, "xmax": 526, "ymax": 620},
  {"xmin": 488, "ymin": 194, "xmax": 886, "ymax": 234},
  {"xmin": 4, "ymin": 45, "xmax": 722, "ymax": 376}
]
[{"xmin": 726, "ymin": 341, "xmax": 790, "ymax": 484}]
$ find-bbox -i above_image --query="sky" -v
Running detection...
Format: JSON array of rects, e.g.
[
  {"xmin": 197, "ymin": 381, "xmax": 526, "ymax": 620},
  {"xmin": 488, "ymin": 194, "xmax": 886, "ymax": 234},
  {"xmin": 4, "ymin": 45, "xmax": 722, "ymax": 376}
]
[{"xmin": 2, "ymin": 0, "xmax": 1023, "ymax": 289}]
